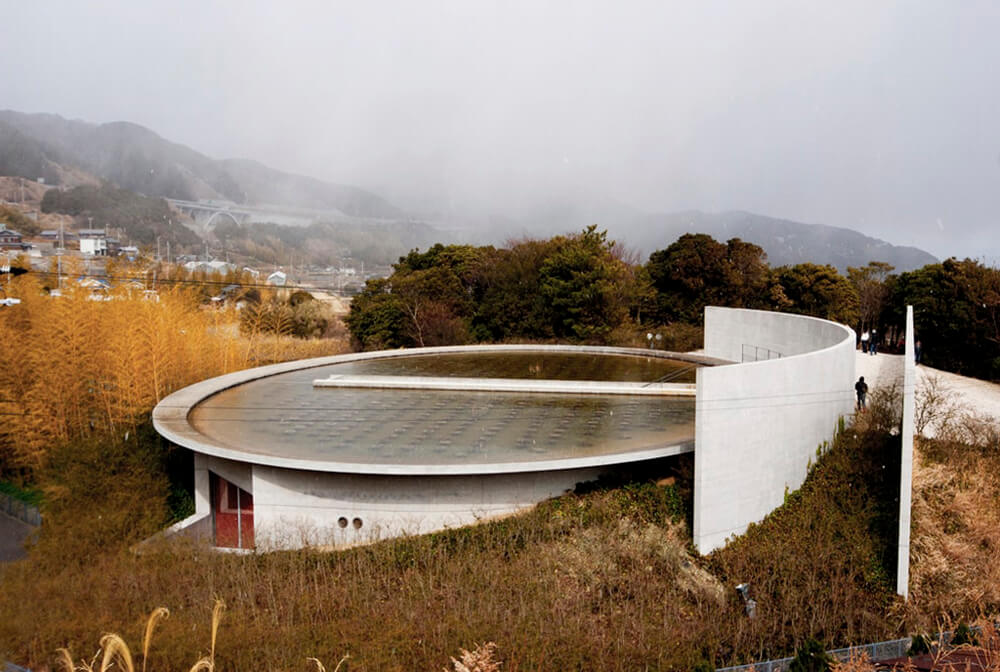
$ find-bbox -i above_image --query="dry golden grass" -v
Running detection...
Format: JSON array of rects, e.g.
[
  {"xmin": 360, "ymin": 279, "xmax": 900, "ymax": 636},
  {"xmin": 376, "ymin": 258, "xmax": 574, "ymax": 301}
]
[
  {"xmin": 4, "ymin": 275, "xmax": 1000, "ymax": 668},
  {"xmin": 0, "ymin": 437, "xmax": 907, "ymax": 671},
  {"xmin": 53, "ymin": 601, "xmax": 266, "ymax": 672},
  {"xmin": 831, "ymin": 621, "xmax": 1000, "ymax": 671},
  {"xmin": 445, "ymin": 642, "xmax": 502, "ymax": 672},
  {"xmin": 908, "ymin": 433, "xmax": 1000, "ymax": 624},
  {"xmin": 830, "ymin": 649, "xmax": 874, "ymax": 672},
  {"xmin": 142, "ymin": 607, "xmax": 169, "ymax": 672},
  {"xmin": 0, "ymin": 272, "xmax": 345, "ymax": 478}
]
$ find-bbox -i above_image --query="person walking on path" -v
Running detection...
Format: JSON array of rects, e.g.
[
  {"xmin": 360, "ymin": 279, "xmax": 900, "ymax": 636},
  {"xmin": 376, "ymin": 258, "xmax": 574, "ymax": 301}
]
[
  {"xmin": 855, "ymin": 376, "xmax": 869, "ymax": 411},
  {"xmin": 869, "ymin": 329, "xmax": 878, "ymax": 355},
  {"xmin": 860, "ymin": 330, "xmax": 870, "ymax": 353}
]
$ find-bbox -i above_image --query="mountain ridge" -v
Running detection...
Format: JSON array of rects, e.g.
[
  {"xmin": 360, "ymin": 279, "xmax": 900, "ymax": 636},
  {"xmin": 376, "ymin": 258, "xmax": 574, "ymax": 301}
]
[
  {"xmin": 0, "ymin": 110, "xmax": 402, "ymax": 219},
  {"xmin": 0, "ymin": 110, "xmax": 939, "ymax": 271},
  {"xmin": 624, "ymin": 209, "xmax": 938, "ymax": 272}
]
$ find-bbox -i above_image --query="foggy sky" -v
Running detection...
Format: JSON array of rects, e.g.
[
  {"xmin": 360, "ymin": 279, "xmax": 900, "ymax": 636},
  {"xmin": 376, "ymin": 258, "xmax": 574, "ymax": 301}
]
[{"xmin": 3, "ymin": 1, "xmax": 1000, "ymax": 261}]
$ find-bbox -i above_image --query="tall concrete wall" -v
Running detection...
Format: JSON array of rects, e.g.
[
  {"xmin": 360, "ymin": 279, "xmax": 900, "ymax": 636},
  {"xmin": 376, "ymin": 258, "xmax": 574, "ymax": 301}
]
[
  {"xmin": 693, "ymin": 307, "xmax": 856, "ymax": 553},
  {"xmin": 897, "ymin": 305, "xmax": 916, "ymax": 598}
]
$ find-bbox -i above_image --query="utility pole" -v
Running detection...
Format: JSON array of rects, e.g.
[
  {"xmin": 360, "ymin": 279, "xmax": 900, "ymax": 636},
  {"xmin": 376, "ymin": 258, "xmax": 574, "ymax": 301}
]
[
  {"xmin": 57, "ymin": 221, "xmax": 65, "ymax": 293},
  {"xmin": 166, "ymin": 240, "xmax": 171, "ymax": 265}
]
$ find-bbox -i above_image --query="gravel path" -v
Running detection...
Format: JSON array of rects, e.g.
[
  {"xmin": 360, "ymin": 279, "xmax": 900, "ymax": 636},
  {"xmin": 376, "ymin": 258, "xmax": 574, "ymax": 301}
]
[{"xmin": 854, "ymin": 351, "xmax": 1000, "ymax": 436}]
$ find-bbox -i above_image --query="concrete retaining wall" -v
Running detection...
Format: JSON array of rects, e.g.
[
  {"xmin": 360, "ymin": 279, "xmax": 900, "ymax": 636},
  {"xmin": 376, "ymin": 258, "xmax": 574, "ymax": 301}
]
[{"xmin": 693, "ymin": 307, "xmax": 856, "ymax": 553}]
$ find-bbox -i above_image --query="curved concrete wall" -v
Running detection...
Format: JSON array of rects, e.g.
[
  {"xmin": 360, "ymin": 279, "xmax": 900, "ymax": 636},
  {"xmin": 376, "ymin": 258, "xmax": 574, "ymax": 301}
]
[
  {"xmin": 693, "ymin": 307, "xmax": 856, "ymax": 553},
  {"xmin": 251, "ymin": 463, "xmax": 603, "ymax": 549}
]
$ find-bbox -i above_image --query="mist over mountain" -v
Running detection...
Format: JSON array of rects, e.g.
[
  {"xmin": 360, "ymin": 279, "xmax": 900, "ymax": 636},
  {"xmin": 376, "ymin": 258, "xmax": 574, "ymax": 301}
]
[
  {"xmin": 622, "ymin": 210, "xmax": 938, "ymax": 273},
  {"xmin": 0, "ymin": 110, "xmax": 401, "ymax": 219},
  {"xmin": 452, "ymin": 194, "xmax": 938, "ymax": 273},
  {"xmin": 0, "ymin": 109, "xmax": 939, "ymax": 272}
]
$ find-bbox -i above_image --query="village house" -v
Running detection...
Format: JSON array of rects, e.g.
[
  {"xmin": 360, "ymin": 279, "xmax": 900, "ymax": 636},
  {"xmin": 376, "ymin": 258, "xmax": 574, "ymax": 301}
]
[{"xmin": 0, "ymin": 225, "xmax": 30, "ymax": 251}]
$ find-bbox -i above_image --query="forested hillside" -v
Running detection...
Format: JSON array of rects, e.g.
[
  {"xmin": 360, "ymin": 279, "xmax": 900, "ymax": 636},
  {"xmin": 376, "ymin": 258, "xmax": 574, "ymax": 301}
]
[
  {"xmin": 348, "ymin": 228, "xmax": 1000, "ymax": 381},
  {"xmin": 41, "ymin": 184, "xmax": 200, "ymax": 248},
  {"xmin": 0, "ymin": 110, "xmax": 401, "ymax": 217}
]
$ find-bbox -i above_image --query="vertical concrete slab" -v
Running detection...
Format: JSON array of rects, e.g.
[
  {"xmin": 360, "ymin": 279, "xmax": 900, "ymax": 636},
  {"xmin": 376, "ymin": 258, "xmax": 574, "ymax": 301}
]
[
  {"xmin": 897, "ymin": 305, "xmax": 916, "ymax": 598},
  {"xmin": 694, "ymin": 308, "xmax": 856, "ymax": 553},
  {"xmin": 193, "ymin": 452, "xmax": 211, "ymax": 516}
]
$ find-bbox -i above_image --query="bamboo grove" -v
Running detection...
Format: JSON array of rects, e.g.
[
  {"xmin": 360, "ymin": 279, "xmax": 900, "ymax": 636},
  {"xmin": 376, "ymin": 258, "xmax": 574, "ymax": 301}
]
[{"xmin": 0, "ymin": 267, "xmax": 344, "ymax": 480}]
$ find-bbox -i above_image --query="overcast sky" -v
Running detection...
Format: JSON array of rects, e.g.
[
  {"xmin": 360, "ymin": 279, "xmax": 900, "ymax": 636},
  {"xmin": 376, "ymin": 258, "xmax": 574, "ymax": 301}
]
[{"xmin": 3, "ymin": 1, "xmax": 999, "ymax": 261}]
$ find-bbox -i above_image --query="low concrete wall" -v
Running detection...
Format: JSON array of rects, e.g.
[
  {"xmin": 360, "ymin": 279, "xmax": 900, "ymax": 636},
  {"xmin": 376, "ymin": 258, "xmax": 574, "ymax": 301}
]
[
  {"xmin": 0, "ymin": 493, "xmax": 41, "ymax": 527},
  {"xmin": 693, "ymin": 308, "xmax": 856, "ymax": 553},
  {"xmin": 313, "ymin": 374, "xmax": 695, "ymax": 396},
  {"xmin": 251, "ymin": 465, "xmax": 603, "ymax": 549}
]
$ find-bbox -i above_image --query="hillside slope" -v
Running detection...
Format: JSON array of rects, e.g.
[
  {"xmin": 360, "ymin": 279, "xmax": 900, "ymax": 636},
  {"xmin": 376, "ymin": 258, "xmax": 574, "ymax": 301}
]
[
  {"xmin": 0, "ymin": 110, "xmax": 401, "ymax": 219},
  {"xmin": 467, "ymin": 194, "xmax": 939, "ymax": 273},
  {"xmin": 626, "ymin": 210, "xmax": 938, "ymax": 273}
]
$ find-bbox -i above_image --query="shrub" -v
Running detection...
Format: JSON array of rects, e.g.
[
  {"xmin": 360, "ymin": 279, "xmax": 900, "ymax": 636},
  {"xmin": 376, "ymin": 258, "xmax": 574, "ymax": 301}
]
[
  {"xmin": 789, "ymin": 638, "xmax": 833, "ymax": 672},
  {"xmin": 951, "ymin": 623, "xmax": 976, "ymax": 646},
  {"xmin": 906, "ymin": 633, "xmax": 931, "ymax": 656}
]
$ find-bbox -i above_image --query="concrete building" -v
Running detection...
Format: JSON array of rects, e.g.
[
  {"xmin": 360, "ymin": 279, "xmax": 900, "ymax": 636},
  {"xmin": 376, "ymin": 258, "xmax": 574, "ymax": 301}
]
[
  {"xmin": 154, "ymin": 345, "xmax": 707, "ymax": 550},
  {"xmin": 153, "ymin": 309, "xmax": 855, "ymax": 553}
]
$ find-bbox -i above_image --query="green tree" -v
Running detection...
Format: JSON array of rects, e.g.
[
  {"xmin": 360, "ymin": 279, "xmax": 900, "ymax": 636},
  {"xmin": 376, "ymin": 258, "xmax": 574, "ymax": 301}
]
[
  {"xmin": 392, "ymin": 244, "xmax": 483, "ymax": 346},
  {"xmin": 344, "ymin": 277, "xmax": 409, "ymax": 350},
  {"xmin": 538, "ymin": 226, "xmax": 631, "ymax": 341},
  {"xmin": 471, "ymin": 239, "xmax": 560, "ymax": 342},
  {"xmin": 776, "ymin": 263, "xmax": 860, "ymax": 325},
  {"xmin": 887, "ymin": 258, "xmax": 1000, "ymax": 379},
  {"xmin": 847, "ymin": 261, "xmax": 894, "ymax": 331},
  {"xmin": 646, "ymin": 234, "xmax": 775, "ymax": 324},
  {"xmin": 344, "ymin": 230, "xmax": 638, "ymax": 348}
]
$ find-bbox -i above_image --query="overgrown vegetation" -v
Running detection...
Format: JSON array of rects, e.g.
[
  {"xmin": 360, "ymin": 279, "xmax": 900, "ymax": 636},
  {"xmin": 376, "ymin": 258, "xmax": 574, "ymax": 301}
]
[
  {"xmin": 212, "ymin": 217, "xmax": 439, "ymax": 267},
  {"xmin": 238, "ymin": 290, "xmax": 342, "ymax": 340},
  {"xmin": 907, "ymin": 427, "xmax": 1000, "ymax": 624},
  {"xmin": 706, "ymin": 412, "xmax": 903, "ymax": 665},
  {"xmin": 0, "ymin": 270, "xmax": 344, "ymax": 484},
  {"xmin": 0, "ymin": 203, "xmax": 41, "ymax": 236},
  {"xmin": 3, "ymin": 223, "xmax": 999, "ymax": 668},
  {"xmin": 0, "ymin": 480, "xmax": 42, "ymax": 506},
  {"xmin": 0, "ymin": 397, "xmax": 928, "ymax": 670}
]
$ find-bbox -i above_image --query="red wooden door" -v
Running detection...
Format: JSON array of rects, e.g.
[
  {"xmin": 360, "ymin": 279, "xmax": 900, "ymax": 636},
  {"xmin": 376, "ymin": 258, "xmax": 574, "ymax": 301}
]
[{"xmin": 210, "ymin": 472, "xmax": 254, "ymax": 549}]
